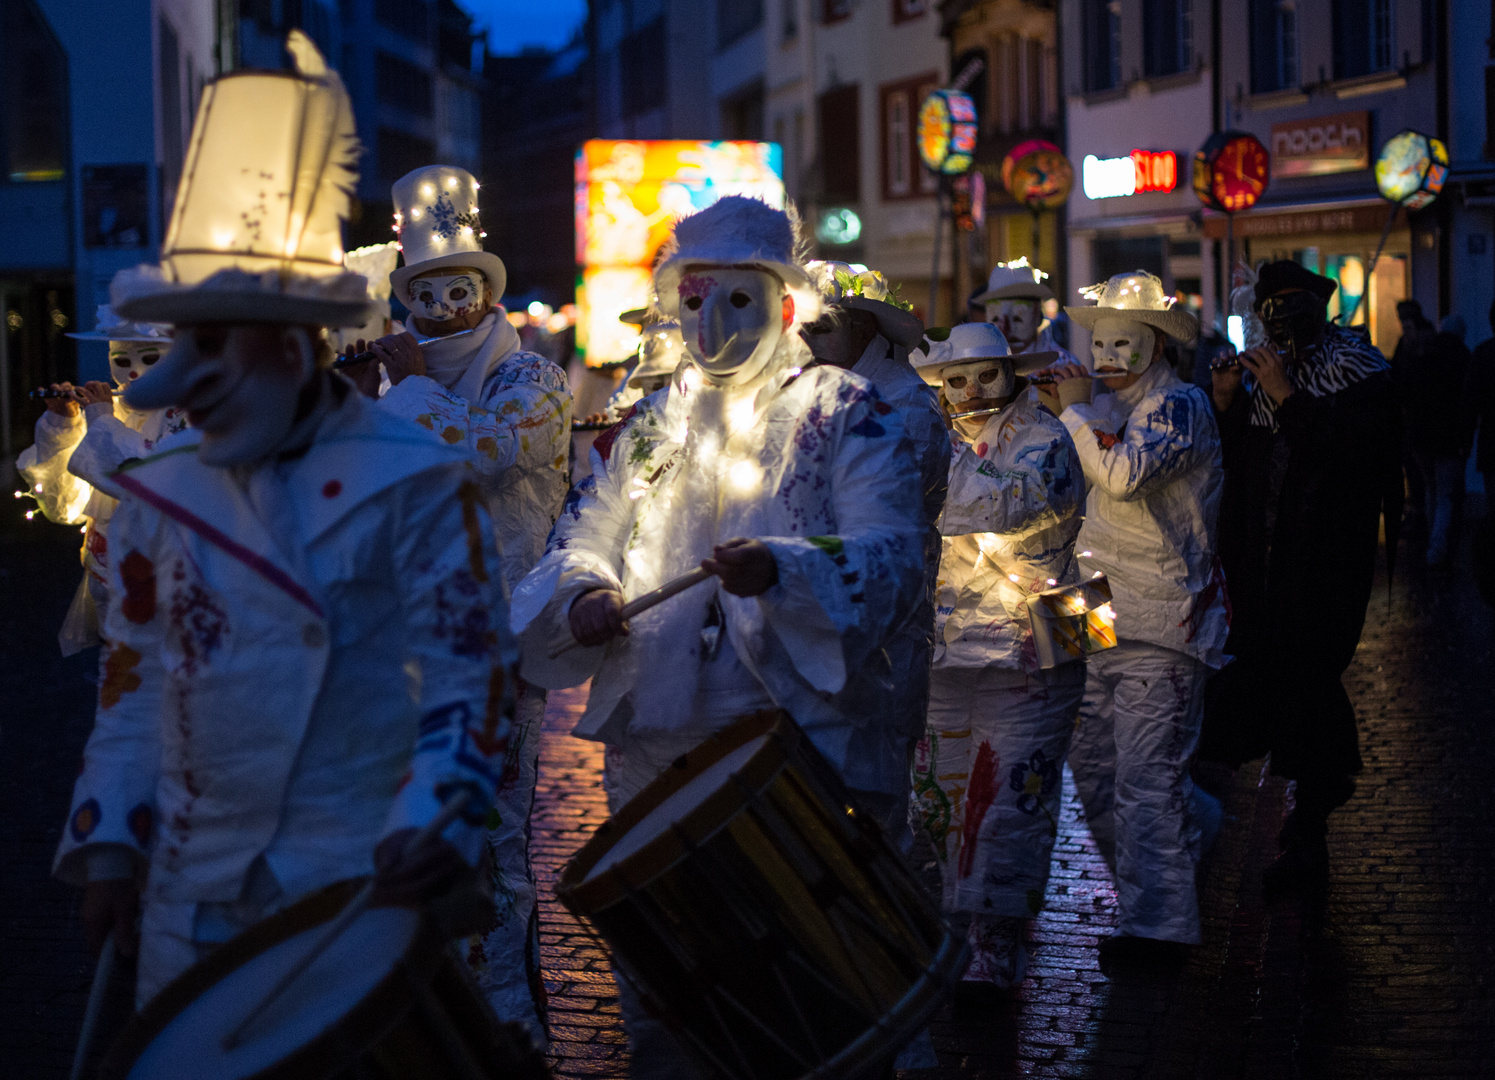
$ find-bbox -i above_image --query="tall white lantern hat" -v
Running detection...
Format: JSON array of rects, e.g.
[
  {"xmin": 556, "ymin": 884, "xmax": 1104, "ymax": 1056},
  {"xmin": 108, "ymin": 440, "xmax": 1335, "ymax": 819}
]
[
  {"xmin": 111, "ymin": 32, "xmax": 374, "ymax": 327},
  {"xmin": 389, "ymin": 166, "xmax": 507, "ymax": 304}
]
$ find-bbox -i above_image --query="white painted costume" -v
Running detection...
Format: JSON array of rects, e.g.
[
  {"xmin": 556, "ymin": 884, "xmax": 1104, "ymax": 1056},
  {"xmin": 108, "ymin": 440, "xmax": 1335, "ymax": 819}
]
[
  {"xmin": 1059, "ymin": 272, "xmax": 1227, "ymax": 946},
  {"xmin": 906, "ymin": 322, "xmax": 1084, "ymax": 987},
  {"xmin": 375, "ymin": 164, "xmax": 572, "ymax": 1036}
]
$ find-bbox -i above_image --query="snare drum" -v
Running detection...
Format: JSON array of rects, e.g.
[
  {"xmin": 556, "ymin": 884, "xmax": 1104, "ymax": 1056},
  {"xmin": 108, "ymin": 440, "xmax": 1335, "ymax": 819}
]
[
  {"xmin": 101, "ymin": 881, "xmax": 548, "ymax": 1080},
  {"xmin": 558, "ymin": 710, "xmax": 966, "ymax": 1080}
]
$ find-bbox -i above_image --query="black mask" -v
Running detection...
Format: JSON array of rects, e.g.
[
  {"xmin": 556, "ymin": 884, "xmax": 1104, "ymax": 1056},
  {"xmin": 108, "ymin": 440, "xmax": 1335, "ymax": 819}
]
[{"xmin": 1257, "ymin": 291, "xmax": 1327, "ymax": 364}]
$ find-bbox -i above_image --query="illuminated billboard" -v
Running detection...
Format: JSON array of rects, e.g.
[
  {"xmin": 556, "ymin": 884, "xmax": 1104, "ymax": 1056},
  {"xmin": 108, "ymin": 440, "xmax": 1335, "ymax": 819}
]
[{"xmin": 575, "ymin": 140, "xmax": 785, "ymax": 366}]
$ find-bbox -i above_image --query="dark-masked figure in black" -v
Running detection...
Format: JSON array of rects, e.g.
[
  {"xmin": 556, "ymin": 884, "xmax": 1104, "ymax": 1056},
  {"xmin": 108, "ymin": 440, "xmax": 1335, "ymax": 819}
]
[{"xmin": 1201, "ymin": 260, "xmax": 1401, "ymax": 894}]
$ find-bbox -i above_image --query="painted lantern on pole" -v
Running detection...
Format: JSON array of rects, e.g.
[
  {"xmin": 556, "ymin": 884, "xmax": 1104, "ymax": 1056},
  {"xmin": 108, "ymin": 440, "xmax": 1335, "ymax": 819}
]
[
  {"xmin": 918, "ymin": 89, "xmax": 978, "ymax": 175},
  {"xmin": 1000, "ymin": 139, "xmax": 1074, "ymax": 210},
  {"xmin": 1374, "ymin": 130, "xmax": 1449, "ymax": 210}
]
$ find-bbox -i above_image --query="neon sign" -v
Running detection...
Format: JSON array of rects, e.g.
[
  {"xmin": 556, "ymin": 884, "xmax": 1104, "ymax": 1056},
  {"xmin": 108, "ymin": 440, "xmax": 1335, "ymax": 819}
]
[{"xmin": 1081, "ymin": 150, "xmax": 1178, "ymax": 199}]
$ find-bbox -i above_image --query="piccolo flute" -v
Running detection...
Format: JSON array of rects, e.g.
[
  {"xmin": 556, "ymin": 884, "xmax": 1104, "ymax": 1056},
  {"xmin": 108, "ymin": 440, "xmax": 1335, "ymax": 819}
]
[
  {"xmin": 29, "ymin": 387, "xmax": 113, "ymax": 400},
  {"xmin": 330, "ymin": 325, "xmax": 481, "ymax": 368}
]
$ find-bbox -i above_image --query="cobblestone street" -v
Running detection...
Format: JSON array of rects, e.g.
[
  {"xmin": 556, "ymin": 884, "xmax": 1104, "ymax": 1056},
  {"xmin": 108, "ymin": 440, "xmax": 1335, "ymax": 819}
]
[{"xmin": 3, "ymin": 510, "xmax": 1493, "ymax": 1078}]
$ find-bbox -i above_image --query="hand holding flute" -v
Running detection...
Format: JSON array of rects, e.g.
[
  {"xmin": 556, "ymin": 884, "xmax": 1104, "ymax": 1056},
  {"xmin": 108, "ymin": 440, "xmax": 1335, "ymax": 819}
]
[{"xmin": 31, "ymin": 381, "xmax": 114, "ymax": 417}]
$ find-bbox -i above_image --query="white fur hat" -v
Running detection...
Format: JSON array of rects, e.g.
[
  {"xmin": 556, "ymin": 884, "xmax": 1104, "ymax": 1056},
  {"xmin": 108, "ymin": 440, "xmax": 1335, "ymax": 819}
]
[
  {"xmin": 1065, "ymin": 270, "xmax": 1199, "ymax": 343},
  {"xmin": 112, "ymin": 33, "xmax": 374, "ymax": 328},
  {"xmin": 389, "ymin": 166, "xmax": 506, "ymax": 304},
  {"xmin": 912, "ymin": 321, "xmax": 1056, "ymax": 383},
  {"xmin": 974, "ymin": 258, "xmax": 1055, "ymax": 303},
  {"xmin": 652, "ymin": 196, "xmax": 821, "ymax": 324}
]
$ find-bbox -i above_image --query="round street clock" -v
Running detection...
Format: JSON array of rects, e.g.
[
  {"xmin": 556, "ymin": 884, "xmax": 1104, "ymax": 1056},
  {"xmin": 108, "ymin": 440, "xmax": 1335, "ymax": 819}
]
[{"xmin": 1193, "ymin": 131, "xmax": 1270, "ymax": 214}]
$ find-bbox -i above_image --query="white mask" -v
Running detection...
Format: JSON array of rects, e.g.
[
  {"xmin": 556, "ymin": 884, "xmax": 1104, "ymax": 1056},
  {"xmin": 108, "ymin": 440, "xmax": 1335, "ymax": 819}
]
[
  {"xmin": 677, "ymin": 267, "xmax": 789, "ymax": 386},
  {"xmin": 126, "ymin": 324, "xmax": 315, "ymax": 467},
  {"xmin": 941, "ymin": 357, "xmax": 1014, "ymax": 406},
  {"xmin": 406, "ymin": 269, "xmax": 487, "ymax": 323},
  {"xmin": 986, "ymin": 299, "xmax": 1041, "ymax": 350},
  {"xmin": 108, "ymin": 341, "xmax": 166, "ymax": 390},
  {"xmin": 1090, "ymin": 316, "xmax": 1157, "ymax": 376}
]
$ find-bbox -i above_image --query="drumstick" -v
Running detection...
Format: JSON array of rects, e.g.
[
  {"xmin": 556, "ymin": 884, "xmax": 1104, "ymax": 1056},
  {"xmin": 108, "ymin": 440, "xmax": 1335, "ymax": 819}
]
[
  {"xmin": 547, "ymin": 565, "xmax": 715, "ymax": 660},
  {"xmin": 221, "ymin": 789, "xmax": 474, "ymax": 1050},
  {"xmin": 69, "ymin": 937, "xmax": 116, "ymax": 1080}
]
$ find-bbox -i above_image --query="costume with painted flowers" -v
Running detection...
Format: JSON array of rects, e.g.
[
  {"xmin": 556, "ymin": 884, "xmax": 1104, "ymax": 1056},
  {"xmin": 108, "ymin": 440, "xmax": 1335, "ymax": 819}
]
[
  {"xmin": 510, "ymin": 197, "xmax": 925, "ymax": 1075},
  {"xmin": 18, "ymin": 306, "xmax": 188, "ymax": 654},
  {"xmin": 1060, "ymin": 271, "xmax": 1226, "ymax": 948},
  {"xmin": 907, "ymin": 321, "xmax": 1084, "ymax": 989},
  {"xmin": 52, "ymin": 34, "xmax": 518, "ymax": 1009},
  {"xmin": 371, "ymin": 164, "xmax": 571, "ymax": 1038}
]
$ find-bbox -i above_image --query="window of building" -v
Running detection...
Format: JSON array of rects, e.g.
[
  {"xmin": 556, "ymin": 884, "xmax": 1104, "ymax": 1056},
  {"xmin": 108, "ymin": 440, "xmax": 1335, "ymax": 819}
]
[
  {"xmin": 818, "ymin": 84, "xmax": 860, "ymax": 203},
  {"xmin": 721, "ymin": 82, "xmax": 765, "ymax": 139},
  {"xmin": 160, "ymin": 16, "xmax": 184, "ymax": 208},
  {"xmin": 621, "ymin": 16, "xmax": 668, "ymax": 116},
  {"xmin": 1249, "ymin": 0, "xmax": 1298, "ymax": 93},
  {"xmin": 822, "ymin": 0, "xmax": 851, "ymax": 25},
  {"xmin": 378, "ymin": 127, "xmax": 436, "ymax": 186},
  {"xmin": 719, "ymin": 0, "xmax": 764, "ymax": 50},
  {"xmin": 892, "ymin": 0, "xmax": 927, "ymax": 24},
  {"xmin": 1083, "ymin": 0, "xmax": 1122, "ymax": 92},
  {"xmin": 1332, "ymin": 0, "xmax": 1393, "ymax": 80},
  {"xmin": 1, "ymin": 0, "xmax": 67, "ymax": 183},
  {"xmin": 782, "ymin": 0, "xmax": 798, "ymax": 40},
  {"xmin": 879, "ymin": 73, "xmax": 937, "ymax": 200},
  {"xmin": 376, "ymin": 50, "xmax": 434, "ymax": 116},
  {"xmin": 1143, "ymin": 0, "xmax": 1192, "ymax": 77},
  {"xmin": 437, "ymin": 2, "xmax": 474, "ymax": 72},
  {"xmin": 374, "ymin": 0, "xmax": 431, "ymax": 44}
]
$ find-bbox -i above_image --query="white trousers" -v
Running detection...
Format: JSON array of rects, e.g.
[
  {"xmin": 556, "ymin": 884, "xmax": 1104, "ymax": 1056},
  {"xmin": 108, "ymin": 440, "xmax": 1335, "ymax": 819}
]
[
  {"xmin": 464, "ymin": 684, "xmax": 547, "ymax": 1041},
  {"xmin": 1067, "ymin": 640, "xmax": 1207, "ymax": 944},
  {"xmin": 913, "ymin": 664, "xmax": 1085, "ymax": 918}
]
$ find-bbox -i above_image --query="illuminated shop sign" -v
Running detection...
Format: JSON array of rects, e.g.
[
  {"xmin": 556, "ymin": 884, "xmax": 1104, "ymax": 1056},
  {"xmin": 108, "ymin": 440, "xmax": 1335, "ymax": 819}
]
[{"xmin": 1081, "ymin": 150, "xmax": 1178, "ymax": 200}]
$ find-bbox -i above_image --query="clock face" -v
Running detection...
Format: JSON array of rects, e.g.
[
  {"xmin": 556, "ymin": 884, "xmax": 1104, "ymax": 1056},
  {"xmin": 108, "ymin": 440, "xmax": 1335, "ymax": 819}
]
[{"xmin": 1211, "ymin": 136, "xmax": 1269, "ymax": 212}]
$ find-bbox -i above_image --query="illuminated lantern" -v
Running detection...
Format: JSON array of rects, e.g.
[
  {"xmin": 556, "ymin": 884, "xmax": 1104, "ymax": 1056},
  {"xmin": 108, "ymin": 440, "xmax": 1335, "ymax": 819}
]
[
  {"xmin": 1001, "ymin": 139, "xmax": 1074, "ymax": 209},
  {"xmin": 1375, "ymin": 129, "xmax": 1449, "ymax": 210},
  {"xmin": 1193, "ymin": 131, "xmax": 1270, "ymax": 214},
  {"xmin": 918, "ymin": 89, "xmax": 979, "ymax": 175}
]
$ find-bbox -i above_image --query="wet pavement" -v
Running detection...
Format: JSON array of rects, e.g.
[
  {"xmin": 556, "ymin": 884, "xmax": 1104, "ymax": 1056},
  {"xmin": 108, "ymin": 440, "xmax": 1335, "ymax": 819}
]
[{"xmin": 3, "ymin": 503, "xmax": 1493, "ymax": 1078}]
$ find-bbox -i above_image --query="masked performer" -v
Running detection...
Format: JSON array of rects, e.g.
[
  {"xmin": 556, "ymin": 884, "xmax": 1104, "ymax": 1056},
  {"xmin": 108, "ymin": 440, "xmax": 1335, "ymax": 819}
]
[
  {"xmin": 1042, "ymin": 272, "xmax": 1226, "ymax": 961},
  {"xmin": 52, "ymin": 34, "xmax": 517, "ymax": 1009},
  {"xmin": 18, "ymin": 309, "xmax": 188, "ymax": 653},
  {"xmin": 602, "ymin": 318, "xmax": 685, "ymax": 422},
  {"xmin": 1203, "ymin": 261, "xmax": 1399, "ymax": 894},
  {"xmin": 974, "ymin": 259, "xmax": 1078, "ymax": 367},
  {"xmin": 341, "ymin": 166, "xmax": 572, "ymax": 1036},
  {"xmin": 906, "ymin": 322, "xmax": 1083, "ymax": 991},
  {"xmin": 511, "ymin": 196, "xmax": 924, "ymax": 1076}
]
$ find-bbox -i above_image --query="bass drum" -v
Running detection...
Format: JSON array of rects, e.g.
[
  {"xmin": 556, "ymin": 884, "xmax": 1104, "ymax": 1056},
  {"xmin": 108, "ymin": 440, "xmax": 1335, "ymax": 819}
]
[
  {"xmin": 558, "ymin": 710, "xmax": 965, "ymax": 1080},
  {"xmin": 101, "ymin": 880, "xmax": 548, "ymax": 1080}
]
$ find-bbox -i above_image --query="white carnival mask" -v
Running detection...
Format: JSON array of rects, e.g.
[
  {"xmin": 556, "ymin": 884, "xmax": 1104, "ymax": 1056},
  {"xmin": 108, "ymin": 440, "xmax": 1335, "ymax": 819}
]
[
  {"xmin": 108, "ymin": 341, "xmax": 165, "ymax": 389},
  {"xmin": 126, "ymin": 324, "xmax": 315, "ymax": 467},
  {"xmin": 677, "ymin": 267, "xmax": 788, "ymax": 386},
  {"xmin": 1089, "ymin": 316, "xmax": 1157, "ymax": 376},
  {"xmin": 406, "ymin": 269, "xmax": 487, "ymax": 323},
  {"xmin": 942, "ymin": 357, "xmax": 1014, "ymax": 405},
  {"xmin": 986, "ymin": 299, "xmax": 1041, "ymax": 349}
]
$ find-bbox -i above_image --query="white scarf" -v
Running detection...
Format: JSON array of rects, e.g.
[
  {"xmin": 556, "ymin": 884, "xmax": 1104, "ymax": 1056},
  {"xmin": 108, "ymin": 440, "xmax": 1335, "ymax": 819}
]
[{"xmin": 418, "ymin": 309, "xmax": 522, "ymax": 401}]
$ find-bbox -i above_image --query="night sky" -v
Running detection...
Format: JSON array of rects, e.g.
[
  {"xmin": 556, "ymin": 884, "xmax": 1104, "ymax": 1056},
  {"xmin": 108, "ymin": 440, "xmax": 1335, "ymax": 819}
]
[{"xmin": 453, "ymin": 0, "xmax": 588, "ymax": 54}]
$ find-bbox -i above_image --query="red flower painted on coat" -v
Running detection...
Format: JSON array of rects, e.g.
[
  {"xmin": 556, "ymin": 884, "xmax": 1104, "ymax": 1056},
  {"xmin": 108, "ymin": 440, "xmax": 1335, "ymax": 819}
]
[
  {"xmin": 119, "ymin": 551, "xmax": 156, "ymax": 624},
  {"xmin": 959, "ymin": 740, "xmax": 1002, "ymax": 879}
]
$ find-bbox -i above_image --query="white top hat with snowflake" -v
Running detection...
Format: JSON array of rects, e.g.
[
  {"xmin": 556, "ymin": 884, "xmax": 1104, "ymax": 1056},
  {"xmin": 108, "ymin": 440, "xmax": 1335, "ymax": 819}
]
[
  {"xmin": 389, "ymin": 166, "xmax": 506, "ymax": 304},
  {"xmin": 110, "ymin": 32, "xmax": 373, "ymax": 328}
]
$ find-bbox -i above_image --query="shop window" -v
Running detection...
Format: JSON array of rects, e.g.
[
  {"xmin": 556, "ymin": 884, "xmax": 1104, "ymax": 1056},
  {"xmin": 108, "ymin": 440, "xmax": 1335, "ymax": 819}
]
[
  {"xmin": 892, "ymin": 0, "xmax": 927, "ymax": 24},
  {"xmin": 621, "ymin": 17, "xmax": 667, "ymax": 118},
  {"xmin": 880, "ymin": 73, "xmax": 937, "ymax": 201},
  {"xmin": 1082, "ymin": 0, "xmax": 1121, "ymax": 92},
  {"xmin": 1, "ymin": 0, "xmax": 66, "ymax": 184},
  {"xmin": 377, "ymin": 127, "xmax": 436, "ymax": 187},
  {"xmin": 818, "ymin": 84, "xmax": 860, "ymax": 203},
  {"xmin": 1249, "ymin": 0, "xmax": 1298, "ymax": 93},
  {"xmin": 822, "ymin": 0, "xmax": 851, "ymax": 25},
  {"xmin": 719, "ymin": 0, "xmax": 764, "ymax": 50},
  {"xmin": 376, "ymin": 51, "xmax": 434, "ymax": 117},
  {"xmin": 1143, "ymin": 0, "xmax": 1193, "ymax": 78},
  {"xmin": 1332, "ymin": 0, "xmax": 1393, "ymax": 80},
  {"xmin": 375, "ymin": 0, "xmax": 431, "ymax": 44}
]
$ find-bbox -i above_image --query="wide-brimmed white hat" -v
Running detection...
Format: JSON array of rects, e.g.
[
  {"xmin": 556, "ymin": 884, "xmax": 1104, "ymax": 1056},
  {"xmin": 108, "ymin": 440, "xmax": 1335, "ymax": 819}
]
[
  {"xmin": 974, "ymin": 258, "xmax": 1055, "ymax": 304},
  {"xmin": 66, "ymin": 305, "xmax": 172, "ymax": 344},
  {"xmin": 331, "ymin": 242, "xmax": 400, "ymax": 349},
  {"xmin": 912, "ymin": 321, "xmax": 1057, "ymax": 384},
  {"xmin": 1065, "ymin": 270, "xmax": 1198, "ymax": 343},
  {"xmin": 112, "ymin": 32, "xmax": 374, "ymax": 328},
  {"xmin": 808, "ymin": 260, "xmax": 925, "ymax": 350},
  {"xmin": 389, "ymin": 165, "xmax": 506, "ymax": 304},
  {"xmin": 652, "ymin": 196, "xmax": 821, "ymax": 324},
  {"xmin": 629, "ymin": 321, "xmax": 685, "ymax": 388}
]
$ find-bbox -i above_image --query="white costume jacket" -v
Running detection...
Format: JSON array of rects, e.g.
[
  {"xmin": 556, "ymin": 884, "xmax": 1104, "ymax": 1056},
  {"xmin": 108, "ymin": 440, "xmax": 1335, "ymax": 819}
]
[
  {"xmin": 1059, "ymin": 360, "xmax": 1228, "ymax": 667},
  {"xmin": 511, "ymin": 362, "xmax": 926, "ymax": 794},
  {"xmin": 935, "ymin": 395, "xmax": 1083, "ymax": 673},
  {"xmin": 53, "ymin": 390, "xmax": 518, "ymax": 907},
  {"xmin": 380, "ymin": 311, "xmax": 573, "ymax": 588},
  {"xmin": 18, "ymin": 401, "xmax": 190, "ymax": 650}
]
